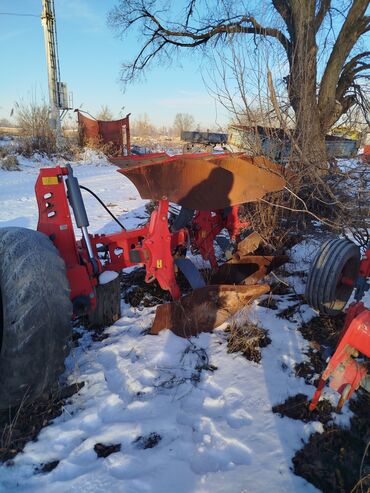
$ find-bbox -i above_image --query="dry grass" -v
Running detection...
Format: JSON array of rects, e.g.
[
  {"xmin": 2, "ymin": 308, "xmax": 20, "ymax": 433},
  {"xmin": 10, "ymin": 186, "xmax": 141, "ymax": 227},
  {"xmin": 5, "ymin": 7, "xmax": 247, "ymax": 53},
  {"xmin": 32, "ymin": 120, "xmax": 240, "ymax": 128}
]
[
  {"xmin": 0, "ymin": 382, "xmax": 84, "ymax": 463},
  {"xmin": 15, "ymin": 101, "xmax": 56, "ymax": 156},
  {"xmin": 0, "ymin": 127, "xmax": 21, "ymax": 136},
  {"xmin": 83, "ymin": 137, "xmax": 122, "ymax": 157},
  {"xmin": 0, "ymin": 155, "xmax": 20, "ymax": 171},
  {"xmin": 226, "ymin": 319, "xmax": 271, "ymax": 363}
]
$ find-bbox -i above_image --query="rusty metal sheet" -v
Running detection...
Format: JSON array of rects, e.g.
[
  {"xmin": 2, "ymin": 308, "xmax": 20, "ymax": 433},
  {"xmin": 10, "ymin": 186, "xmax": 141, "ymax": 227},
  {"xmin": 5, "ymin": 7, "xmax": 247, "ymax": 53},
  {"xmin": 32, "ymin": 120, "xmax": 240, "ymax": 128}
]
[
  {"xmin": 209, "ymin": 255, "xmax": 289, "ymax": 285},
  {"xmin": 233, "ymin": 232, "xmax": 263, "ymax": 259},
  {"xmin": 76, "ymin": 110, "xmax": 131, "ymax": 154},
  {"xmin": 150, "ymin": 284, "xmax": 270, "ymax": 338},
  {"xmin": 110, "ymin": 153, "xmax": 168, "ymax": 169},
  {"xmin": 117, "ymin": 154, "xmax": 286, "ymax": 210}
]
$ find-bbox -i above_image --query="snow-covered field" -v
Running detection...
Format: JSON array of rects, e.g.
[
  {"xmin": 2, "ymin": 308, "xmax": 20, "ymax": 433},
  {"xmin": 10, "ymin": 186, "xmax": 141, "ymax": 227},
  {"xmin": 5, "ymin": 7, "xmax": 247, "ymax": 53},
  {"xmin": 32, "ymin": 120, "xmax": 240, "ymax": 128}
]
[{"xmin": 0, "ymin": 152, "xmax": 357, "ymax": 493}]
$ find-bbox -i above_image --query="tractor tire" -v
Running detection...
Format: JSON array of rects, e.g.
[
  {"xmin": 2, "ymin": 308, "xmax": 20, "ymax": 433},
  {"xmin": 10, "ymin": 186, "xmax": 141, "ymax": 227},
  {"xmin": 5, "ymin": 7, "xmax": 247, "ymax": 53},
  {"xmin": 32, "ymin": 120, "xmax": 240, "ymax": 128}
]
[
  {"xmin": 0, "ymin": 227, "xmax": 72, "ymax": 410},
  {"xmin": 305, "ymin": 238, "xmax": 361, "ymax": 315}
]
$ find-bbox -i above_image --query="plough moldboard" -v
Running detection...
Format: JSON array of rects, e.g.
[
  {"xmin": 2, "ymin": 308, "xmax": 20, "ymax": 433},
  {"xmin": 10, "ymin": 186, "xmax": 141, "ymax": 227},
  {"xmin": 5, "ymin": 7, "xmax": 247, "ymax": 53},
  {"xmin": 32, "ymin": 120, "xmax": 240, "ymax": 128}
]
[{"xmin": 35, "ymin": 152, "xmax": 288, "ymax": 337}]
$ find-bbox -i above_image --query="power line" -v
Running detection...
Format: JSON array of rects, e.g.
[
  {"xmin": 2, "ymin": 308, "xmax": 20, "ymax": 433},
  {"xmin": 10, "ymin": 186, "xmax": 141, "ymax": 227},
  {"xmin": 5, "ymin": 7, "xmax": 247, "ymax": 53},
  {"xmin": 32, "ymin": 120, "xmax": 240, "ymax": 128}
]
[{"xmin": 0, "ymin": 12, "xmax": 39, "ymax": 17}]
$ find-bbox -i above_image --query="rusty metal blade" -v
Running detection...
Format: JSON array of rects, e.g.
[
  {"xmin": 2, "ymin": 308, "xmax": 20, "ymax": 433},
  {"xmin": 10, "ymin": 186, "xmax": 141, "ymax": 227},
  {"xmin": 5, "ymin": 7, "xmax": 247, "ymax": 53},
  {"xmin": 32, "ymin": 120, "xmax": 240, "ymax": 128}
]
[
  {"xmin": 118, "ymin": 154, "xmax": 286, "ymax": 210},
  {"xmin": 150, "ymin": 284, "xmax": 270, "ymax": 338},
  {"xmin": 210, "ymin": 255, "xmax": 288, "ymax": 285},
  {"xmin": 233, "ymin": 232, "xmax": 263, "ymax": 259}
]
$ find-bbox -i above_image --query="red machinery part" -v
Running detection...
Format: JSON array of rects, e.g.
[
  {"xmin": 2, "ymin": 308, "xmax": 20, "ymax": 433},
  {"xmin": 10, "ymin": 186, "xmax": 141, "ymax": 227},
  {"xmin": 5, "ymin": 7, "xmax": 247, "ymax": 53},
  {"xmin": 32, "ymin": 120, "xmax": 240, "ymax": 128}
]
[
  {"xmin": 191, "ymin": 207, "xmax": 250, "ymax": 268},
  {"xmin": 309, "ymin": 305, "xmax": 369, "ymax": 411},
  {"xmin": 35, "ymin": 167, "xmax": 98, "ymax": 311},
  {"xmin": 310, "ymin": 248, "xmax": 370, "ymax": 411},
  {"xmin": 35, "ymin": 160, "xmax": 283, "ymax": 321},
  {"xmin": 35, "ymin": 167, "xmax": 188, "ymax": 313}
]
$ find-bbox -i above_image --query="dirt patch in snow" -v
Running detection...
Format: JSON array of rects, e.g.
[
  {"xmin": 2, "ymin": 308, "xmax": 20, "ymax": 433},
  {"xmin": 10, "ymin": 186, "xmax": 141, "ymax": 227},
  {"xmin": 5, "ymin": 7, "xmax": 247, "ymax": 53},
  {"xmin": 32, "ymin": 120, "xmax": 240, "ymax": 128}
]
[
  {"xmin": 94, "ymin": 442, "xmax": 121, "ymax": 458},
  {"xmin": 293, "ymin": 391, "xmax": 370, "ymax": 493},
  {"xmin": 133, "ymin": 432, "xmax": 162, "ymax": 449},
  {"xmin": 0, "ymin": 382, "xmax": 84, "ymax": 464},
  {"xmin": 294, "ymin": 313, "xmax": 346, "ymax": 388},
  {"xmin": 35, "ymin": 460, "xmax": 60, "ymax": 474},
  {"xmin": 299, "ymin": 314, "xmax": 345, "ymax": 347},
  {"xmin": 121, "ymin": 267, "xmax": 191, "ymax": 308},
  {"xmin": 295, "ymin": 348, "xmax": 327, "ymax": 386},
  {"xmin": 257, "ymin": 296, "xmax": 279, "ymax": 310},
  {"xmin": 285, "ymin": 310, "xmax": 370, "ymax": 493},
  {"xmin": 272, "ymin": 393, "xmax": 334, "ymax": 424},
  {"xmin": 226, "ymin": 321, "xmax": 271, "ymax": 363}
]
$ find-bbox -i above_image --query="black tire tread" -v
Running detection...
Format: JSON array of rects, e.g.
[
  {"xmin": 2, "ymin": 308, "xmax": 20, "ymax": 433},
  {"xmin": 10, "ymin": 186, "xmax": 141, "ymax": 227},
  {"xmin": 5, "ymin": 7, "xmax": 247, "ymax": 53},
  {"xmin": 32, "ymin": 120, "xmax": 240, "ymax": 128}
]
[
  {"xmin": 0, "ymin": 227, "xmax": 72, "ymax": 409},
  {"xmin": 305, "ymin": 238, "xmax": 360, "ymax": 315}
]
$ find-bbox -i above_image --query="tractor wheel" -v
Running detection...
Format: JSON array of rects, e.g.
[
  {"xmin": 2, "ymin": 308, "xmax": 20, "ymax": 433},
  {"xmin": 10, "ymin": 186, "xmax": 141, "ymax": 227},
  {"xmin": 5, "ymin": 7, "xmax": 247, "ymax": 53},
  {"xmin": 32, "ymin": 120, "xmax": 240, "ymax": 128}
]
[
  {"xmin": 305, "ymin": 238, "xmax": 361, "ymax": 315},
  {"xmin": 0, "ymin": 227, "xmax": 72, "ymax": 410}
]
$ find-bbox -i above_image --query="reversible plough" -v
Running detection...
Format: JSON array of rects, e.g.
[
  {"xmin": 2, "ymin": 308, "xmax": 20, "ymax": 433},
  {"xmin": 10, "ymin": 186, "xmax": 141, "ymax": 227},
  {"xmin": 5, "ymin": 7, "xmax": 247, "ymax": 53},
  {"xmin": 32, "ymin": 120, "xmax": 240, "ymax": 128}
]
[
  {"xmin": 36, "ymin": 153, "xmax": 287, "ymax": 337},
  {"xmin": 0, "ymin": 150, "xmax": 368, "ymax": 412}
]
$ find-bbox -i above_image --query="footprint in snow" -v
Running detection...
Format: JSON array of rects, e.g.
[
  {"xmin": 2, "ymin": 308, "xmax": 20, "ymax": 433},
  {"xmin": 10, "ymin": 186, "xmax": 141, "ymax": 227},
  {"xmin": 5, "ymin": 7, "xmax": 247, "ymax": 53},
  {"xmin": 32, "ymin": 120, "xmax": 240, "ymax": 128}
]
[{"xmin": 189, "ymin": 417, "xmax": 252, "ymax": 474}]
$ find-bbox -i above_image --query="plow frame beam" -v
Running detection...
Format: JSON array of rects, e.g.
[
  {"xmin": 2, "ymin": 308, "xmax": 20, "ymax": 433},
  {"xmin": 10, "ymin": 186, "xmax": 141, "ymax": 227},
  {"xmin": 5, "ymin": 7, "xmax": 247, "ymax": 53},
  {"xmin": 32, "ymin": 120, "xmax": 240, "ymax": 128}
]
[{"xmin": 35, "ymin": 166, "xmax": 188, "ymax": 314}]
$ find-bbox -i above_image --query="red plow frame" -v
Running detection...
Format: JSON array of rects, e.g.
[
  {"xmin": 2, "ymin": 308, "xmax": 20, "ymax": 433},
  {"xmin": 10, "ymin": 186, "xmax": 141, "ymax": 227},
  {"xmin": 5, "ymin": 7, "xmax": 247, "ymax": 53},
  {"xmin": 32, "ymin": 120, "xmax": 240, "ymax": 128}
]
[{"xmin": 35, "ymin": 153, "xmax": 287, "ymax": 336}]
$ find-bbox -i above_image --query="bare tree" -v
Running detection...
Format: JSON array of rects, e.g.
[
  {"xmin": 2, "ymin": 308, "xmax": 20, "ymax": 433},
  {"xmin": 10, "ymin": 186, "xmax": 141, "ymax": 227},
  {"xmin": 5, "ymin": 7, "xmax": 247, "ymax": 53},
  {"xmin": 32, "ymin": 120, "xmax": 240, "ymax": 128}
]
[
  {"xmin": 131, "ymin": 113, "xmax": 158, "ymax": 137},
  {"xmin": 96, "ymin": 105, "xmax": 114, "ymax": 121},
  {"xmin": 108, "ymin": 0, "xmax": 370, "ymax": 167},
  {"xmin": 0, "ymin": 118, "xmax": 12, "ymax": 127},
  {"xmin": 173, "ymin": 112, "xmax": 195, "ymax": 136},
  {"xmin": 15, "ymin": 100, "xmax": 56, "ymax": 155}
]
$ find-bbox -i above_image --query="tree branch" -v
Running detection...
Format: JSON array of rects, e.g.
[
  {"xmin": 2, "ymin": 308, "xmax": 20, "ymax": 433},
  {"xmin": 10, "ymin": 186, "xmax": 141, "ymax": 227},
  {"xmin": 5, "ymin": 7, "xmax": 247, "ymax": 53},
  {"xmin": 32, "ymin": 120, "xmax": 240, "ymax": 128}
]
[
  {"xmin": 271, "ymin": 0, "xmax": 297, "ymax": 37},
  {"xmin": 319, "ymin": 0, "xmax": 369, "ymax": 118},
  {"xmin": 314, "ymin": 0, "xmax": 331, "ymax": 32},
  {"xmin": 336, "ymin": 51, "xmax": 370, "ymax": 100},
  {"xmin": 145, "ymin": 13, "xmax": 291, "ymax": 52},
  {"xmin": 109, "ymin": 3, "xmax": 291, "ymax": 81}
]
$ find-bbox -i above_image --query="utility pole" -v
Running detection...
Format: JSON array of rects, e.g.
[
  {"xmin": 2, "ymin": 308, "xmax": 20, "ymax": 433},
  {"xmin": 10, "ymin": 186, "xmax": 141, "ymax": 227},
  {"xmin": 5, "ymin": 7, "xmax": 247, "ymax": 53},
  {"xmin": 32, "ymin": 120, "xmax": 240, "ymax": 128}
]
[{"xmin": 41, "ymin": 0, "xmax": 69, "ymax": 148}]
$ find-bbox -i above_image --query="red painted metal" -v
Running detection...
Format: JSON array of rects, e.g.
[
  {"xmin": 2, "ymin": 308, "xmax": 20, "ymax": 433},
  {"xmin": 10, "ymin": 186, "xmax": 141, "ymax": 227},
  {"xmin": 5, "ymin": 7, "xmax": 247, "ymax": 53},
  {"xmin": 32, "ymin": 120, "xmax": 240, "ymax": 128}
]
[
  {"xmin": 309, "ymin": 307, "xmax": 369, "ymax": 411},
  {"xmin": 191, "ymin": 207, "xmax": 249, "ymax": 268},
  {"xmin": 141, "ymin": 200, "xmax": 181, "ymax": 299},
  {"xmin": 358, "ymin": 248, "xmax": 370, "ymax": 278},
  {"xmin": 192, "ymin": 211, "xmax": 221, "ymax": 268},
  {"xmin": 224, "ymin": 206, "xmax": 250, "ymax": 240},
  {"xmin": 35, "ymin": 167, "xmax": 97, "ymax": 310},
  {"xmin": 361, "ymin": 144, "xmax": 370, "ymax": 163},
  {"xmin": 34, "ymin": 160, "xmax": 280, "ymax": 322},
  {"xmin": 35, "ymin": 166, "xmax": 189, "ymax": 312},
  {"xmin": 310, "ymin": 249, "xmax": 370, "ymax": 411}
]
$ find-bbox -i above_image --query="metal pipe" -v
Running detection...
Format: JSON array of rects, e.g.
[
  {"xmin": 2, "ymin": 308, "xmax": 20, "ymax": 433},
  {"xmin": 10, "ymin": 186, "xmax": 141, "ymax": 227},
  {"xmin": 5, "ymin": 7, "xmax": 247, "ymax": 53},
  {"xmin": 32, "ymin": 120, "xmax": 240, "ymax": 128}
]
[{"xmin": 81, "ymin": 226, "xmax": 95, "ymax": 260}]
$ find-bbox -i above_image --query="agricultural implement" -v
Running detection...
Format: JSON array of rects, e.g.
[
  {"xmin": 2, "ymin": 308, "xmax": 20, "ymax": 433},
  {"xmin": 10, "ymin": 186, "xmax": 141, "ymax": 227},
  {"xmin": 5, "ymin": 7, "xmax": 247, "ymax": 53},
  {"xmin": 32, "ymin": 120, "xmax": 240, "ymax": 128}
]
[
  {"xmin": 0, "ymin": 152, "xmax": 287, "ymax": 409},
  {"xmin": 305, "ymin": 239, "xmax": 369, "ymax": 410}
]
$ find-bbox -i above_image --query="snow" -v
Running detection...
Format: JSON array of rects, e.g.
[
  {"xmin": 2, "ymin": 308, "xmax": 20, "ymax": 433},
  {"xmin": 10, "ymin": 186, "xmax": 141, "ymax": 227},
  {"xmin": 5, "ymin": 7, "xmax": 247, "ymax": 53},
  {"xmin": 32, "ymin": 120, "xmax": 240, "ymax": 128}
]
[
  {"xmin": 99, "ymin": 271, "xmax": 119, "ymax": 285},
  {"xmin": 0, "ymin": 152, "xmax": 356, "ymax": 493}
]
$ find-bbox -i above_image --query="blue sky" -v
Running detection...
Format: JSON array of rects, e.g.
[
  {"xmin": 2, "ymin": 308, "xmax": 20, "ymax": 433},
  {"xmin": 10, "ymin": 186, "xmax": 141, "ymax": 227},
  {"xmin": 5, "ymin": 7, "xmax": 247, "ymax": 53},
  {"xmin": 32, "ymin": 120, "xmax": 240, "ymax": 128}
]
[{"xmin": 0, "ymin": 0, "xmax": 225, "ymax": 128}]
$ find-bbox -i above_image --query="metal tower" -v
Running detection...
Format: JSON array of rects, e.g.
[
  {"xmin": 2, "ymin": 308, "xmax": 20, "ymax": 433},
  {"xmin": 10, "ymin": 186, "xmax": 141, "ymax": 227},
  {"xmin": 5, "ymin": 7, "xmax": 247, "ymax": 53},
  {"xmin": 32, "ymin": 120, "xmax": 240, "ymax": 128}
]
[{"xmin": 41, "ymin": 0, "xmax": 69, "ymax": 146}]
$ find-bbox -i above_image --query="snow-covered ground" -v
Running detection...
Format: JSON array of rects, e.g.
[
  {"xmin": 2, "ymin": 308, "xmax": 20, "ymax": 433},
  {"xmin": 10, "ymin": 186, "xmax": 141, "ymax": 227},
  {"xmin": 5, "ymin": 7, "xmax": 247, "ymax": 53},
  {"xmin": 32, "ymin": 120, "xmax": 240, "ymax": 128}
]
[{"xmin": 0, "ymin": 152, "xmax": 358, "ymax": 493}]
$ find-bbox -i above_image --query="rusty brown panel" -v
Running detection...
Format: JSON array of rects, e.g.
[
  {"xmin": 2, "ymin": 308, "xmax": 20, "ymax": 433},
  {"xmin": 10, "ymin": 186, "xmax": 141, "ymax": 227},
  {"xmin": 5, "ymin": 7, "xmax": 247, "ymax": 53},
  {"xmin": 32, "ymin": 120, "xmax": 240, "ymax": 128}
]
[
  {"xmin": 208, "ymin": 155, "xmax": 286, "ymax": 198},
  {"xmin": 233, "ymin": 232, "xmax": 263, "ymax": 259},
  {"xmin": 118, "ymin": 154, "xmax": 286, "ymax": 210},
  {"xmin": 77, "ymin": 111, "xmax": 130, "ymax": 151},
  {"xmin": 150, "ymin": 284, "xmax": 270, "ymax": 338},
  {"xmin": 209, "ymin": 255, "xmax": 289, "ymax": 285},
  {"xmin": 111, "ymin": 154, "xmax": 169, "ymax": 168}
]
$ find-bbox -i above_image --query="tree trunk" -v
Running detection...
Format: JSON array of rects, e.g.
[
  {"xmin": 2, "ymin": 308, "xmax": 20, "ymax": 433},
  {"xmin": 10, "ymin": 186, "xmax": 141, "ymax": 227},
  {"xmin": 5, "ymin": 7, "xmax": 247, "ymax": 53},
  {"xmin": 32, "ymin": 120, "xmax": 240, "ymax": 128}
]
[{"xmin": 287, "ymin": 1, "xmax": 328, "ymax": 170}]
